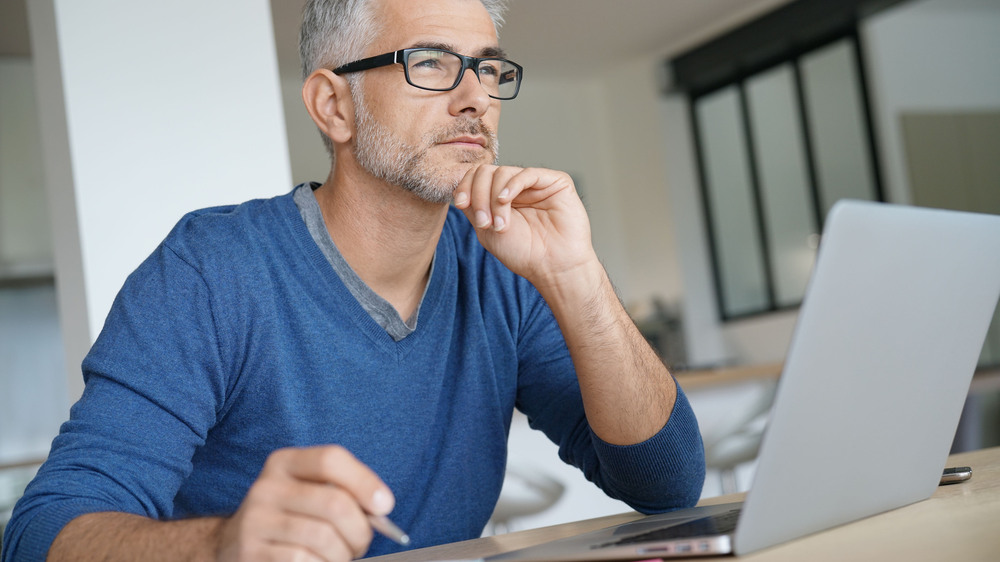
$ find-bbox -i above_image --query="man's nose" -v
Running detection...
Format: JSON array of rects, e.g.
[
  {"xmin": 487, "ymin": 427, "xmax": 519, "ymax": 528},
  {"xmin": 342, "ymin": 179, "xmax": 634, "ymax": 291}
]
[{"xmin": 449, "ymin": 67, "xmax": 492, "ymax": 115}]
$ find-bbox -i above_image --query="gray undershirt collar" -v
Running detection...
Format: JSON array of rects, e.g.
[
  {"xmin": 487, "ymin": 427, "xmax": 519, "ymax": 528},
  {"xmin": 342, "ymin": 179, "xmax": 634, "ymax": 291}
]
[{"xmin": 293, "ymin": 183, "xmax": 432, "ymax": 341}]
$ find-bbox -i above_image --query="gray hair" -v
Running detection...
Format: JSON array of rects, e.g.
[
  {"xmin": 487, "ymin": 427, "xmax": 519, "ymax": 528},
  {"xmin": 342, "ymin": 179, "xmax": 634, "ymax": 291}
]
[
  {"xmin": 299, "ymin": 0, "xmax": 509, "ymax": 80},
  {"xmin": 299, "ymin": 0, "xmax": 509, "ymax": 159}
]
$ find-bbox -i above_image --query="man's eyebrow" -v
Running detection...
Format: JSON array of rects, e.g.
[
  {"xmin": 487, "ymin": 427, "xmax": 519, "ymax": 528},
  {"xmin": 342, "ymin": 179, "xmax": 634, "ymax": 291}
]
[
  {"xmin": 479, "ymin": 46, "xmax": 508, "ymax": 59},
  {"xmin": 410, "ymin": 42, "xmax": 508, "ymax": 59}
]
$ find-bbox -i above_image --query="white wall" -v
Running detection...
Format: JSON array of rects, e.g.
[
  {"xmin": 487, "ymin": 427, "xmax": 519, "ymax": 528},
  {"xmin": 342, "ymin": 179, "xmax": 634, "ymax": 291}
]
[
  {"xmin": 28, "ymin": 0, "xmax": 293, "ymax": 400},
  {"xmin": 498, "ymin": 62, "xmax": 689, "ymax": 316},
  {"xmin": 500, "ymin": 78, "xmax": 632, "ymax": 297},
  {"xmin": 598, "ymin": 59, "xmax": 685, "ymax": 307},
  {"xmin": 863, "ymin": 0, "xmax": 1000, "ymax": 207}
]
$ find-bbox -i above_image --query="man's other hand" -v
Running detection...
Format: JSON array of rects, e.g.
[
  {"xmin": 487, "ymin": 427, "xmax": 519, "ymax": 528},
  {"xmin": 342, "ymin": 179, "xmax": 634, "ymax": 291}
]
[{"xmin": 215, "ymin": 445, "xmax": 395, "ymax": 561}]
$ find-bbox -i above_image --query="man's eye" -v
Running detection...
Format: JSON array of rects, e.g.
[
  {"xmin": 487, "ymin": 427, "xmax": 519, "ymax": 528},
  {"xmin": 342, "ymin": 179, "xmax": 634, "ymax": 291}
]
[
  {"xmin": 413, "ymin": 59, "xmax": 442, "ymax": 70},
  {"xmin": 478, "ymin": 64, "xmax": 500, "ymax": 77}
]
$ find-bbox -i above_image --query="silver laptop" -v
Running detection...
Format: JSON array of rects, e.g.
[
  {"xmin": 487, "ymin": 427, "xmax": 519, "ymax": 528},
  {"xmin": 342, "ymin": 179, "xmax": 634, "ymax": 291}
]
[{"xmin": 490, "ymin": 200, "xmax": 1000, "ymax": 559}]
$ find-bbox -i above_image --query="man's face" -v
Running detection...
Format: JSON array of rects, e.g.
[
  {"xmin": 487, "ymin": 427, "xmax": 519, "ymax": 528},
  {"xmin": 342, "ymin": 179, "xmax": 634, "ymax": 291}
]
[{"xmin": 350, "ymin": 0, "xmax": 503, "ymax": 204}]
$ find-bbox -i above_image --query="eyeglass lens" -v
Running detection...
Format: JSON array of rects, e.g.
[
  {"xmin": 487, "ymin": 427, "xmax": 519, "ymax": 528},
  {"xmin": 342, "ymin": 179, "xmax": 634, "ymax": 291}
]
[{"xmin": 405, "ymin": 49, "xmax": 519, "ymax": 99}]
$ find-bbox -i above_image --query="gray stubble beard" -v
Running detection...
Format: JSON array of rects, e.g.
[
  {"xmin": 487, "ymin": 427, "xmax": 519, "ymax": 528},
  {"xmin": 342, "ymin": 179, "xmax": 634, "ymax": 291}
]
[{"xmin": 352, "ymin": 94, "xmax": 500, "ymax": 204}]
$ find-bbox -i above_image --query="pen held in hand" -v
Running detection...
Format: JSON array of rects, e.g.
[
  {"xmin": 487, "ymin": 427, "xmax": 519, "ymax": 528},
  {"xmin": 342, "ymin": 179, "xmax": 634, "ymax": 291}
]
[{"xmin": 368, "ymin": 513, "xmax": 411, "ymax": 546}]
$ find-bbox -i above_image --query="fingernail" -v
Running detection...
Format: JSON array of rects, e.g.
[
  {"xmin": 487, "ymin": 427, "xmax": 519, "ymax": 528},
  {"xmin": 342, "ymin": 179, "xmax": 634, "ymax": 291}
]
[
  {"xmin": 493, "ymin": 215, "xmax": 505, "ymax": 231},
  {"xmin": 454, "ymin": 192, "xmax": 468, "ymax": 207},
  {"xmin": 475, "ymin": 210, "xmax": 490, "ymax": 228},
  {"xmin": 498, "ymin": 188, "xmax": 510, "ymax": 201},
  {"xmin": 372, "ymin": 489, "xmax": 394, "ymax": 515}
]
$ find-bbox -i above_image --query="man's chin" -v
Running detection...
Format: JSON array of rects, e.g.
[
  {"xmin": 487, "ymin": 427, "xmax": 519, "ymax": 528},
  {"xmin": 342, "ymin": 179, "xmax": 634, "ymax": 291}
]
[
  {"xmin": 397, "ymin": 166, "xmax": 466, "ymax": 205},
  {"xmin": 397, "ymin": 149, "xmax": 499, "ymax": 204},
  {"xmin": 427, "ymin": 154, "xmax": 489, "ymax": 182},
  {"xmin": 448, "ymin": 161, "xmax": 489, "ymax": 186}
]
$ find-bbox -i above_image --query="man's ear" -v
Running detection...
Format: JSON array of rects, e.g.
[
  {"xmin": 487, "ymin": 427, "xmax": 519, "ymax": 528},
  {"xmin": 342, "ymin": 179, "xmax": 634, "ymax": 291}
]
[{"xmin": 302, "ymin": 69, "xmax": 355, "ymax": 144}]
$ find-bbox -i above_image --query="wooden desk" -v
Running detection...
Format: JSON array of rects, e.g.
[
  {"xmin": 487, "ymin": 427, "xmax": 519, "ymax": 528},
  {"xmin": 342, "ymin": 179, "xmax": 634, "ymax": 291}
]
[
  {"xmin": 673, "ymin": 363, "xmax": 782, "ymax": 392},
  {"xmin": 672, "ymin": 362, "xmax": 1000, "ymax": 393},
  {"xmin": 367, "ymin": 446, "xmax": 1000, "ymax": 562}
]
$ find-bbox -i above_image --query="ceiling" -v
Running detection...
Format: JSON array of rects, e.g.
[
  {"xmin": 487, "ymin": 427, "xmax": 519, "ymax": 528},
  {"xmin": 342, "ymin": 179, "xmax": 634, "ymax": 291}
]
[
  {"xmin": 500, "ymin": 0, "xmax": 792, "ymax": 78},
  {"xmin": 273, "ymin": 0, "xmax": 795, "ymax": 79},
  {"xmin": 4, "ymin": 0, "xmax": 793, "ymax": 79}
]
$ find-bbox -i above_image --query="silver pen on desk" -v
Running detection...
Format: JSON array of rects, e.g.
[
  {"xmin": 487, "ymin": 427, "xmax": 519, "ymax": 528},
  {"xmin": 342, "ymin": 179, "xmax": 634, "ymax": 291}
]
[{"xmin": 368, "ymin": 513, "xmax": 411, "ymax": 546}]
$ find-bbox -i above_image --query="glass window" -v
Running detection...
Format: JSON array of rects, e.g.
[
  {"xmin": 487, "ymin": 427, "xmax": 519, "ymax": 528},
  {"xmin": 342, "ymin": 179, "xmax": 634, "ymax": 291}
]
[
  {"xmin": 695, "ymin": 86, "xmax": 770, "ymax": 317},
  {"xmin": 689, "ymin": 34, "xmax": 883, "ymax": 320},
  {"xmin": 801, "ymin": 39, "xmax": 879, "ymax": 215},
  {"xmin": 746, "ymin": 65, "xmax": 820, "ymax": 307}
]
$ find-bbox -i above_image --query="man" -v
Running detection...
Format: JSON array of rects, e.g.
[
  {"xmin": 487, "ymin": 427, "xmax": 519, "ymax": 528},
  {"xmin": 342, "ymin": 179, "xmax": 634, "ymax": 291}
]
[{"xmin": 2, "ymin": 0, "xmax": 704, "ymax": 560}]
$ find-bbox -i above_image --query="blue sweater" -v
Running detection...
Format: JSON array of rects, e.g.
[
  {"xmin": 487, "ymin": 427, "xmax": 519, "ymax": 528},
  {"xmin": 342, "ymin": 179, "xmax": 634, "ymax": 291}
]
[{"xmin": 3, "ymin": 191, "xmax": 704, "ymax": 560}]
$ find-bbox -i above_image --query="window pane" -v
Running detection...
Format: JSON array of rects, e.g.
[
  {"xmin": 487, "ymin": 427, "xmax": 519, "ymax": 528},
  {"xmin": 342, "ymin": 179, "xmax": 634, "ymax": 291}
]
[
  {"xmin": 746, "ymin": 64, "xmax": 819, "ymax": 307},
  {"xmin": 0, "ymin": 284, "xmax": 67, "ymax": 462},
  {"xmin": 801, "ymin": 39, "xmax": 878, "ymax": 215},
  {"xmin": 696, "ymin": 87, "xmax": 770, "ymax": 317}
]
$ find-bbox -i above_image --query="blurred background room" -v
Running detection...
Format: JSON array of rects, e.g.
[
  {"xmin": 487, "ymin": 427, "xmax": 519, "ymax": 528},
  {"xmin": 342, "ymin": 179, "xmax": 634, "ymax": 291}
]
[{"xmin": 1, "ymin": 0, "xmax": 998, "ymax": 539}]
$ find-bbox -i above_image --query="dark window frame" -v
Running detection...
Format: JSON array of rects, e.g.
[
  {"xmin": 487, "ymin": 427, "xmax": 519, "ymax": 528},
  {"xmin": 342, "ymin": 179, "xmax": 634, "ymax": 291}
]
[{"xmin": 676, "ymin": 19, "xmax": 888, "ymax": 321}]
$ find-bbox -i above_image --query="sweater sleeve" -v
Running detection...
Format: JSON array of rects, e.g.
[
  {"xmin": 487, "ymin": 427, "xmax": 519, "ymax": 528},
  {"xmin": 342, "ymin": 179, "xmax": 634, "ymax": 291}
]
[
  {"xmin": 513, "ymin": 288, "xmax": 706, "ymax": 514},
  {"xmin": 1, "ymin": 242, "xmax": 227, "ymax": 562}
]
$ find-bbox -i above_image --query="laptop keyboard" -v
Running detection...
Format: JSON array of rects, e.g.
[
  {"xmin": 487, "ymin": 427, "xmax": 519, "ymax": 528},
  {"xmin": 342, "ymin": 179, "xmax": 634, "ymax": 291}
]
[{"xmin": 595, "ymin": 508, "xmax": 742, "ymax": 548}]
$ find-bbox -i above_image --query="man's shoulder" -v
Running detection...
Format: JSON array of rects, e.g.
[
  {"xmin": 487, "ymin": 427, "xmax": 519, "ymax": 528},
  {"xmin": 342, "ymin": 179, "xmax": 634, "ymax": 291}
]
[
  {"xmin": 176, "ymin": 191, "xmax": 292, "ymax": 229},
  {"xmin": 165, "ymin": 191, "xmax": 296, "ymax": 251},
  {"xmin": 143, "ymin": 191, "xmax": 304, "ymax": 283}
]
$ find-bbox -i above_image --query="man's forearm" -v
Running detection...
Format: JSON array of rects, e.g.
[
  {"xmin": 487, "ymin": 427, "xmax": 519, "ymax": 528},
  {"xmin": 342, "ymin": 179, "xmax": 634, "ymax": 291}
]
[
  {"xmin": 47, "ymin": 512, "xmax": 223, "ymax": 562},
  {"xmin": 538, "ymin": 259, "xmax": 677, "ymax": 446},
  {"xmin": 452, "ymin": 164, "xmax": 677, "ymax": 445},
  {"xmin": 41, "ymin": 446, "xmax": 393, "ymax": 562}
]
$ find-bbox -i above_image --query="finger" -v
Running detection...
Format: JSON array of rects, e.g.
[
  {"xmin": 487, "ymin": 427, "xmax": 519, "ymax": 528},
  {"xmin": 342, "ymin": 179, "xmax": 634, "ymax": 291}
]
[
  {"xmin": 260, "ymin": 542, "xmax": 326, "ymax": 562},
  {"xmin": 264, "ymin": 446, "xmax": 395, "ymax": 516},
  {"xmin": 452, "ymin": 166, "xmax": 476, "ymax": 210},
  {"xmin": 467, "ymin": 164, "xmax": 499, "ymax": 229},
  {"xmin": 240, "ymin": 472, "xmax": 375, "ymax": 561},
  {"xmin": 503, "ymin": 168, "xmax": 574, "ymax": 206},
  {"xmin": 266, "ymin": 511, "xmax": 357, "ymax": 562},
  {"xmin": 454, "ymin": 166, "xmax": 482, "ymax": 227},
  {"xmin": 286, "ymin": 481, "xmax": 375, "ymax": 558},
  {"xmin": 488, "ymin": 166, "xmax": 523, "ymax": 232},
  {"xmin": 221, "ymin": 496, "xmax": 336, "ymax": 562}
]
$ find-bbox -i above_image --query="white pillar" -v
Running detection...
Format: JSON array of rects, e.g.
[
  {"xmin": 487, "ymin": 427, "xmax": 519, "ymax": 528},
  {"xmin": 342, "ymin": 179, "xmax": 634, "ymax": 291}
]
[{"xmin": 27, "ymin": 0, "xmax": 293, "ymax": 402}]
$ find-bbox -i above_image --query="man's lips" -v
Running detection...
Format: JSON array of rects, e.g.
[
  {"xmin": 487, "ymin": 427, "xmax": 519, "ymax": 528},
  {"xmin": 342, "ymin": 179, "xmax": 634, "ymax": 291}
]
[{"xmin": 441, "ymin": 136, "xmax": 487, "ymax": 148}]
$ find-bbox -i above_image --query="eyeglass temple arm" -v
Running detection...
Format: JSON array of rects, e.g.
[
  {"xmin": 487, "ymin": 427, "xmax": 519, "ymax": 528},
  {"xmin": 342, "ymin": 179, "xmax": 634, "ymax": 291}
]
[{"xmin": 332, "ymin": 51, "xmax": 402, "ymax": 75}]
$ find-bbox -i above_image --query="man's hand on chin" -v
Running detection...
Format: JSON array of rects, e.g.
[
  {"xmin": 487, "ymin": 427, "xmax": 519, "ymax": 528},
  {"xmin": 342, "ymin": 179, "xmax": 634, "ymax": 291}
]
[{"xmin": 452, "ymin": 164, "xmax": 599, "ymax": 292}]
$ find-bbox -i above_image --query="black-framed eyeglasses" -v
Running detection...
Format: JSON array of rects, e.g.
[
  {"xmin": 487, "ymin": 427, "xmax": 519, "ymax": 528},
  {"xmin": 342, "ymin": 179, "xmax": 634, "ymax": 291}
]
[{"xmin": 333, "ymin": 48, "xmax": 523, "ymax": 100}]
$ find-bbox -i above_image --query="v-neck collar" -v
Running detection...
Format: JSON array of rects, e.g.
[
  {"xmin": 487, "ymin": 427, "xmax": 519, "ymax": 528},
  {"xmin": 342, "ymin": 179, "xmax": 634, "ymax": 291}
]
[{"xmin": 280, "ymin": 186, "xmax": 454, "ymax": 355}]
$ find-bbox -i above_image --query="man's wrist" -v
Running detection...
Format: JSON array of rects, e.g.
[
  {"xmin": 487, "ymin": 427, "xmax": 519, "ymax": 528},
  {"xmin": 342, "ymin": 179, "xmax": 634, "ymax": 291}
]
[
  {"xmin": 46, "ymin": 513, "xmax": 228, "ymax": 562},
  {"xmin": 530, "ymin": 254, "xmax": 608, "ymax": 313},
  {"xmin": 202, "ymin": 516, "xmax": 230, "ymax": 561}
]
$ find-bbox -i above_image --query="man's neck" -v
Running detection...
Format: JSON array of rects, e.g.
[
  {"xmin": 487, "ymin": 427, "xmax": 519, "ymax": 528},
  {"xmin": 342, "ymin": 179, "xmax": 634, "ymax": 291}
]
[{"xmin": 313, "ymin": 167, "xmax": 450, "ymax": 321}]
